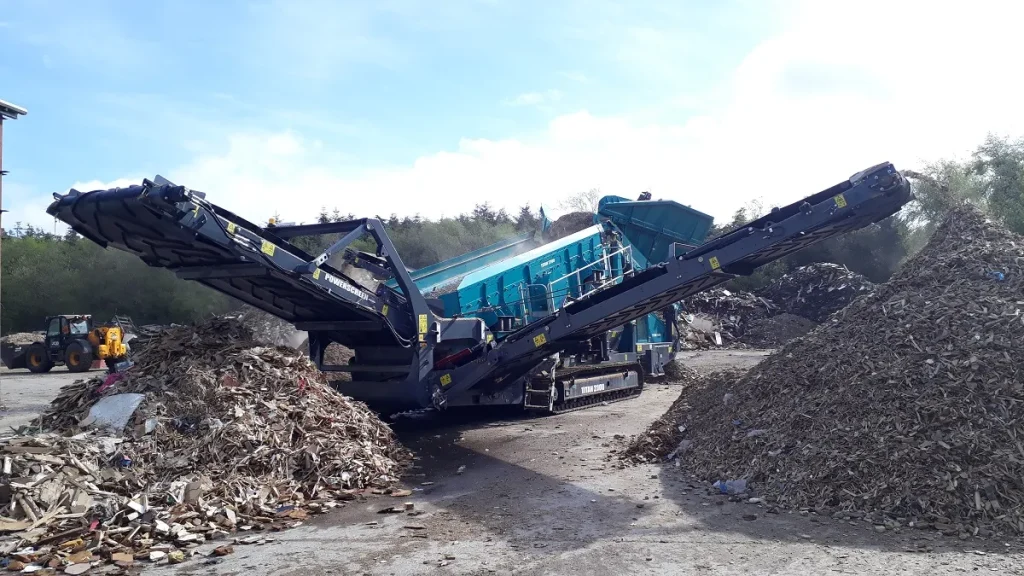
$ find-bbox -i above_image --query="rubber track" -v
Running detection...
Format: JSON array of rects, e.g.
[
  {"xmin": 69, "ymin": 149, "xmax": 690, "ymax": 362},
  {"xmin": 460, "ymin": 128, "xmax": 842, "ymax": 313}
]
[{"xmin": 526, "ymin": 361, "xmax": 645, "ymax": 415}]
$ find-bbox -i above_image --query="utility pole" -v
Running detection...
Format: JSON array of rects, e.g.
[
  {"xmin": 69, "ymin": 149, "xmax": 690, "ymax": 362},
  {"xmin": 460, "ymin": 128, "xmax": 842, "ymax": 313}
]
[{"xmin": 1, "ymin": 99, "xmax": 28, "ymax": 409}]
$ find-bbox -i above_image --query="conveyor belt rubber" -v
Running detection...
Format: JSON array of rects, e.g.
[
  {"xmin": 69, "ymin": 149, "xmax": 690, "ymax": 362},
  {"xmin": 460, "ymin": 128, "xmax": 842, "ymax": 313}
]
[{"xmin": 46, "ymin": 180, "xmax": 408, "ymax": 345}]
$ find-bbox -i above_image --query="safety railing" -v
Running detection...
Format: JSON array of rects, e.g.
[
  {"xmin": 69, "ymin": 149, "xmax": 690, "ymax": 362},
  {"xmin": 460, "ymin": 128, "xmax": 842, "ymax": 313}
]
[{"xmin": 516, "ymin": 244, "xmax": 638, "ymax": 325}]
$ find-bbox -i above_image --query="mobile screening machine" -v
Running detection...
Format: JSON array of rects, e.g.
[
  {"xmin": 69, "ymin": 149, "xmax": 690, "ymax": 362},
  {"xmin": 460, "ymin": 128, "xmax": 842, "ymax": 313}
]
[{"xmin": 46, "ymin": 163, "xmax": 913, "ymax": 414}]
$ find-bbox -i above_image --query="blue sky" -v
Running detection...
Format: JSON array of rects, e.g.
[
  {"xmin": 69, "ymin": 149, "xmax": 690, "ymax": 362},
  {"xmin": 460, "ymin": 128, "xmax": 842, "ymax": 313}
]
[{"xmin": 3, "ymin": 0, "xmax": 1022, "ymax": 232}]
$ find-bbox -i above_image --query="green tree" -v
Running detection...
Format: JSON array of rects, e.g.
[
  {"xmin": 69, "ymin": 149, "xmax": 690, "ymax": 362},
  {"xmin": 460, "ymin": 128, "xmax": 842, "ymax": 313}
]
[{"xmin": 971, "ymin": 134, "xmax": 1024, "ymax": 234}]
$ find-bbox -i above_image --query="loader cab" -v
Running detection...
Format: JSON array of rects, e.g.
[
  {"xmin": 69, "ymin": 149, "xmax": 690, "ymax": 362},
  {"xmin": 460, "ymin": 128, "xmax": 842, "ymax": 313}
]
[{"xmin": 45, "ymin": 315, "xmax": 92, "ymax": 349}]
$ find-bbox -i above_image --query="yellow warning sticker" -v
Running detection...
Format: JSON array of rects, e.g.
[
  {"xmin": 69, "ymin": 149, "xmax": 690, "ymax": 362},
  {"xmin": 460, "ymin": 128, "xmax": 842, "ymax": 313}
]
[
  {"xmin": 381, "ymin": 304, "xmax": 389, "ymax": 316},
  {"xmin": 636, "ymin": 344, "xmax": 643, "ymax": 353},
  {"xmin": 440, "ymin": 373, "xmax": 452, "ymax": 386},
  {"xmin": 486, "ymin": 334, "xmax": 494, "ymax": 343},
  {"xmin": 834, "ymin": 194, "xmax": 848, "ymax": 208},
  {"xmin": 260, "ymin": 240, "xmax": 276, "ymax": 256},
  {"xmin": 709, "ymin": 256, "xmax": 721, "ymax": 270},
  {"xmin": 418, "ymin": 314, "xmax": 428, "ymax": 335},
  {"xmin": 313, "ymin": 268, "xmax": 321, "ymax": 280},
  {"xmin": 226, "ymin": 222, "xmax": 237, "ymax": 235},
  {"xmin": 533, "ymin": 333, "xmax": 547, "ymax": 347}
]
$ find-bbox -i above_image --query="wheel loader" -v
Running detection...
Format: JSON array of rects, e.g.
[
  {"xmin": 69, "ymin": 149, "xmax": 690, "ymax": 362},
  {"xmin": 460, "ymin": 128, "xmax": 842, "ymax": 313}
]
[{"xmin": 0, "ymin": 315, "xmax": 131, "ymax": 373}]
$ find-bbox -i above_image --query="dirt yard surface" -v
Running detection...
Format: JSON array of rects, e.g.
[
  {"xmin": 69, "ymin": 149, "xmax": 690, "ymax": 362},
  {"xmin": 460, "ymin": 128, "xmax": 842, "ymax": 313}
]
[
  {"xmin": 676, "ymin": 349, "xmax": 772, "ymax": 373},
  {"xmin": 109, "ymin": 349, "xmax": 1016, "ymax": 576},
  {"xmin": 0, "ymin": 366, "xmax": 88, "ymax": 432},
  {"xmin": 0, "ymin": 352, "xmax": 1019, "ymax": 575}
]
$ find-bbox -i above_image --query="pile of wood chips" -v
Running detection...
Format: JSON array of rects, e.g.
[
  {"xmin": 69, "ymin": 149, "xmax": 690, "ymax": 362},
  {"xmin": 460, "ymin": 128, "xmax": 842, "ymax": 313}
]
[
  {"xmin": 740, "ymin": 313, "xmax": 818, "ymax": 348},
  {"xmin": 626, "ymin": 205, "xmax": 1024, "ymax": 538},
  {"xmin": 755, "ymin": 262, "xmax": 875, "ymax": 323},
  {"xmin": 1, "ymin": 317, "xmax": 411, "ymax": 571}
]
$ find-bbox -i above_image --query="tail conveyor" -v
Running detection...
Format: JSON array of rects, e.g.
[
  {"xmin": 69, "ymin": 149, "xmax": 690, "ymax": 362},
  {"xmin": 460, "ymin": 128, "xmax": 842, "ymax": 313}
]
[{"xmin": 47, "ymin": 162, "xmax": 913, "ymax": 415}]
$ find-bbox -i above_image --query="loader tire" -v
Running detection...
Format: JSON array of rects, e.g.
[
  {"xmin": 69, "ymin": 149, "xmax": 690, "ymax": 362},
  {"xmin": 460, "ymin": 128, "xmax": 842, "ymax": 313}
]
[
  {"xmin": 64, "ymin": 341, "xmax": 93, "ymax": 373},
  {"xmin": 25, "ymin": 343, "xmax": 53, "ymax": 373}
]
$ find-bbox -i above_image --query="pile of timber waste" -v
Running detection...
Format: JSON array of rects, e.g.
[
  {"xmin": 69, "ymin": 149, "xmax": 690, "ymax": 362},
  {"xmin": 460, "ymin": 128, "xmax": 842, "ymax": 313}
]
[
  {"xmin": 235, "ymin": 306, "xmax": 307, "ymax": 349},
  {"xmin": 546, "ymin": 212, "xmax": 595, "ymax": 241},
  {"xmin": 677, "ymin": 288, "xmax": 776, "ymax": 348},
  {"xmin": 755, "ymin": 262, "xmax": 875, "ymax": 323},
  {"xmin": 122, "ymin": 324, "xmax": 177, "ymax": 354},
  {"xmin": 0, "ymin": 316, "xmax": 410, "ymax": 569},
  {"xmin": 0, "ymin": 333, "xmax": 42, "ymax": 345},
  {"xmin": 626, "ymin": 205, "xmax": 1024, "ymax": 537}
]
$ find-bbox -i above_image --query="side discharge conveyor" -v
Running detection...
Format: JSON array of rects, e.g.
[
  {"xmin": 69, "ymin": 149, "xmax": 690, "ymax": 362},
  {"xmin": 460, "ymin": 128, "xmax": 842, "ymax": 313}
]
[{"xmin": 47, "ymin": 162, "xmax": 913, "ymax": 416}]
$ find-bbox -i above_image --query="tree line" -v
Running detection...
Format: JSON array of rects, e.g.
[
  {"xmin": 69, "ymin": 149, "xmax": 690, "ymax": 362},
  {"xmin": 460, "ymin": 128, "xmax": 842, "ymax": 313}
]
[{"xmin": 3, "ymin": 133, "xmax": 1022, "ymax": 334}]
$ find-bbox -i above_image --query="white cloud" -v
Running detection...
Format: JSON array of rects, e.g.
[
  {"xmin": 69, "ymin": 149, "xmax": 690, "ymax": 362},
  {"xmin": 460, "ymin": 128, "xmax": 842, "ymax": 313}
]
[
  {"xmin": 2, "ymin": 182, "xmax": 64, "ymax": 235},
  {"xmin": 69, "ymin": 177, "xmax": 145, "ymax": 193},
  {"xmin": 559, "ymin": 71, "xmax": 589, "ymax": 83},
  {"xmin": 504, "ymin": 90, "xmax": 563, "ymax": 108},
  {"xmin": 37, "ymin": 0, "xmax": 1024, "ymax": 236}
]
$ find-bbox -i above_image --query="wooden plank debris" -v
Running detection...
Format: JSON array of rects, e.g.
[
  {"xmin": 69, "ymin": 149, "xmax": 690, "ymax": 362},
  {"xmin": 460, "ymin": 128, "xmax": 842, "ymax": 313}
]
[{"xmin": 0, "ymin": 316, "xmax": 412, "ymax": 569}]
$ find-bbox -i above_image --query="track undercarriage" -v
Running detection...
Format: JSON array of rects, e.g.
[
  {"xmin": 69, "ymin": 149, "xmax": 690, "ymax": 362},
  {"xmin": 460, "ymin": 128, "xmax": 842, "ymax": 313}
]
[{"xmin": 525, "ymin": 360, "xmax": 645, "ymax": 415}]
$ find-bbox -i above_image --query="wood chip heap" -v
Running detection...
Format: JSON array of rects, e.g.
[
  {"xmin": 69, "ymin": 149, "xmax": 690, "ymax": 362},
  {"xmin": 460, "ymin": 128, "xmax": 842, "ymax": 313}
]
[
  {"xmin": 755, "ymin": 262, "xmax": 875, "ymax": 323},
  {"xmin": 626, "ymin": 205, "xmax": 1024, "ymax": 537},
  {"xmin": 0, "ymin": 317, "xmax": 411, "ymax": 569},
  {"xmin": 739, "ymin": 313, "xmax": 818, "ymax": 348}
]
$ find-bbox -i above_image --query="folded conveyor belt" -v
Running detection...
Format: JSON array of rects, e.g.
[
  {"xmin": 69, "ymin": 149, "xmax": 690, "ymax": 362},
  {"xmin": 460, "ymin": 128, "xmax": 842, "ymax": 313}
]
[{"xmin": 45, "ymin": 178, "xmax": 427, "ymax": 347}]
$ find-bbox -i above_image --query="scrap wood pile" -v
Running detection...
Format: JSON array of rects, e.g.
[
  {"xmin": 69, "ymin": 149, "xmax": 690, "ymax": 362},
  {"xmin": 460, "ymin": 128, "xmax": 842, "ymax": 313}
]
[
  {"xmin": 0, "ymin": 333, "xmax": 42, "ymax": 346},
  {"xmin": 627, "ymin": 205, "xmax": 1024, "ymax": 537},
  {"xmin": 677, "ymin": 288, "xmax": 776, "ymax": 348},
  {"xmin": 121, "ymin": 324, "xmax": 175, "ymax": 354},
  {"xmin": 0, "ymin": 316, "xmax": 411, "ymax": 569},
  {"xmin": 234, "ymin": 306, "xmax": 306, "ymax": 348},
  {"xmin": 755, "ymin": 262, "xmax": 875, "ymax": 323}
]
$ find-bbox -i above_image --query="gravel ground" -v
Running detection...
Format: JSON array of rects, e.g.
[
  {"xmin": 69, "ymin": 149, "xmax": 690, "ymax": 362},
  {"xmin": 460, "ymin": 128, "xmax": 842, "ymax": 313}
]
[
  {"xmin": 0, "ymin": 366, "xmax": 88, "ymax": 432},
  {"xmin": 3, "ymin": 352, "xmax": 1022, "ymax": 575}
]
